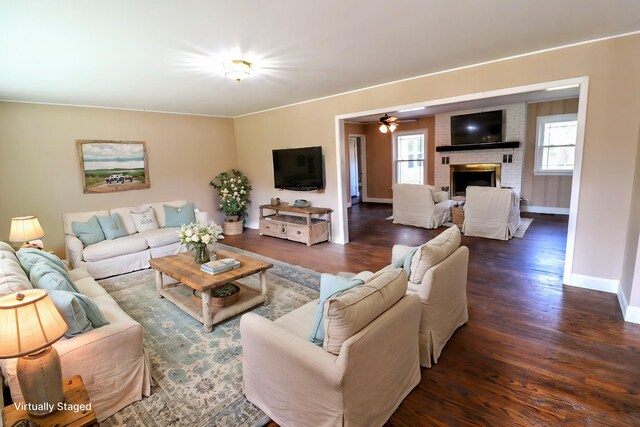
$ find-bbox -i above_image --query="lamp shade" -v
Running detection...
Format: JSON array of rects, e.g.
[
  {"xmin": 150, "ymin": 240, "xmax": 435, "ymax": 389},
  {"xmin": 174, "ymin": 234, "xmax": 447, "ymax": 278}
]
[
  {"xmin": 0, "ymin": 290, "xmax": 67, "ymax": 358},
  {"xmin": 224, "ymin": 59, "xmax": 252, "ymax": 81},
  {"xmin": 9, "ymin": 216, "xmax": 45, "ymax": 243}
]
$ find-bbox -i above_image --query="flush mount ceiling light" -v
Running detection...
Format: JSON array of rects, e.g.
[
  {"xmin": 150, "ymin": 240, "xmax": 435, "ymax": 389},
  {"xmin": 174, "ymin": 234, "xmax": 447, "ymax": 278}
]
[
  {"xmin": 378, "ymin": 114, "xmax": 399, "ymax": 133},
  {"xmin": 224, "ymin": 59, "xmax": 252, "ymax": 81}
]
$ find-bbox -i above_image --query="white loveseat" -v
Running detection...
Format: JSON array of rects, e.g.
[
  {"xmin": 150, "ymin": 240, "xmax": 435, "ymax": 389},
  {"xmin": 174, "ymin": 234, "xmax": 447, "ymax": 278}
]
[
  {"xmin": 392, "ymin": 183, "xmax": 452, "ymax": 229},
  {"xmin": 63, "ymin": 200, "xmax": 206, "ymax": 279},
  {"xmin": 0, "ymin": 242, "xmax": 151, "ymax": 422}
]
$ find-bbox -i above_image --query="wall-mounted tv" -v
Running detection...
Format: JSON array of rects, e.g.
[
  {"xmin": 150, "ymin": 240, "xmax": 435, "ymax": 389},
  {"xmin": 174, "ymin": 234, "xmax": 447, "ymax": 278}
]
[
  {"xmin": 273, "ymin": 146, "xmax": 324, "ymax": 191},
  {"xmin": 450, "ymin": 110, "xmax": 503, "ymax": 145}
]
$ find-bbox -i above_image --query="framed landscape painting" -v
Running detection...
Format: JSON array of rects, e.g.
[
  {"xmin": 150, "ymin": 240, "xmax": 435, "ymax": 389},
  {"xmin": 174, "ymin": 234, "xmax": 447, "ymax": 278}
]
[{"xmin": 77, "ymin": 140, "xmax": 150, "ymax": 193}]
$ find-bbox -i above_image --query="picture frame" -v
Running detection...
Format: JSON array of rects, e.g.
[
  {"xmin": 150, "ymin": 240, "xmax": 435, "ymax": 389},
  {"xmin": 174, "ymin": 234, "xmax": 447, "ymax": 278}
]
[{"xmin": 77, "ymin": 140, "xmax": 151, "ymax": 193}]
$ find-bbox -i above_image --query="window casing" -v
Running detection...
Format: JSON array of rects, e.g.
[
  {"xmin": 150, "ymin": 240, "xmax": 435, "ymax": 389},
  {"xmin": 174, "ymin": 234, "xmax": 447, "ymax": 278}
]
[
  {"xmin": 393, "ymin": 131, "xmax": 426, "ymax": 185},
  {"xmin": 534, "ymin": 113, "xmax": 577, "ymax": 175}
]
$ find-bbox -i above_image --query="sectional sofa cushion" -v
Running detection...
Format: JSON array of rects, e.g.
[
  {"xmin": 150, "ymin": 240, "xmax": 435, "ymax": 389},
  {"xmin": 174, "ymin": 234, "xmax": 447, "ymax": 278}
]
[
  {"xmin": 408, "ymin": 225, "xmax": 461, "ymax": 285},
  {"xmin": 82, "ymin": 235, "xmax": 149, "ymax": 262},
  {"xmin": 72, "ymin": 216, "xmax": 106, "ymax": 246},
  {"xmin": 309, "ymin": 274, "xmax": 365, "ymax": 346},
  {"xmin": 130, "ymin": 208, "xmax": 159, "ymax": 233},
  {"xmin": 323, "ymin": 268, "xmax": 408, "ymax": 355},
  {"xmin": 138, "ymin": 228, "xmax": 181, "ymax": 248},
  {"xmin": 97, "ymin": 213, "xmax": 128, "ymax": 240},
  {"xmin": 30, "ymin": 263, "xmax": 78, "ymax": 292},
  {"xmin": 0, "ymin": 256, "xmax": 33, "ymax": 297},
  {"xmin": 164, "ymin": 203, "xmax": 195, "ymax": 228}
]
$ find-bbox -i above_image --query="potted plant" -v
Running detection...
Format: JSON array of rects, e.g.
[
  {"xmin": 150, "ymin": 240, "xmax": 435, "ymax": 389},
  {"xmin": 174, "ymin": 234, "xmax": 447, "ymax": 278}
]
[
  {"xmin": 210, "ymin": 170, "xmax": 252, "ymax": 235},
  {"xmin": 178, "ymin": 222, "xmax": 224, "ymax": 264}
]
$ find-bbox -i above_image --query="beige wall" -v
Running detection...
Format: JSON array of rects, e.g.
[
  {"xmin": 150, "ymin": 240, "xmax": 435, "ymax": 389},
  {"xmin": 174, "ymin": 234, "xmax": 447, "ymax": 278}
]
[
  {"xmin": 622, "ymin": 124, "xmax": 640, "ymax": 306},
  {"xmin": 363, "ymin": 117, "xmax": 436, "ymax": 199},
  {"xmin": 522, "ymin": 99, "xmax": 578, "ymax": 209},
  {"xmin": 234, "ymin": 34, "xmax": 640, "ymax": 287},
  {"xmin": 0, "ymin": 102, "xmax": 237, "ymax": 256}
]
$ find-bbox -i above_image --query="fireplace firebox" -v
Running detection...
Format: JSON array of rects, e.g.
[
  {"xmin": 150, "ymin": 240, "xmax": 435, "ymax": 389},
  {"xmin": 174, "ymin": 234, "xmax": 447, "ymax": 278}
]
[{"xmin": 450, "ymin": 163, "xmax": 501, "ymax": 196}]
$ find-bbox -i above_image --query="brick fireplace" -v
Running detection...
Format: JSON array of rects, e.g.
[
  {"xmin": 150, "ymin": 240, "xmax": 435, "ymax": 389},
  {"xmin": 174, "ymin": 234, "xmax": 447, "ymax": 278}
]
[{"xmin": 450, "ymin": 163, "xmax": 501, "ymax": 196}]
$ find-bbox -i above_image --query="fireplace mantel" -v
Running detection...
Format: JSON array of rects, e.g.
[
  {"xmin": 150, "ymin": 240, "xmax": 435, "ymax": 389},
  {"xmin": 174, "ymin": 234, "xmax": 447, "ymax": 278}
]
[{"xmin": 436, "ymin": 141, "xmax": 520, "ymax": 152}]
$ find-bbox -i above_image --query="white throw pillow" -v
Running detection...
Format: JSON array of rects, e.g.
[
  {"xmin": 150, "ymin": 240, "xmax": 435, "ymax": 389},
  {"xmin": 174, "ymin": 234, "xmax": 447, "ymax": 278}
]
[
  {"xmin": 409, "ymin": 225, "xmax": 461, "ymax": 284},
  {"xmin": 129, "ymin": 208, "xmax": 159, "ymax": 233}
]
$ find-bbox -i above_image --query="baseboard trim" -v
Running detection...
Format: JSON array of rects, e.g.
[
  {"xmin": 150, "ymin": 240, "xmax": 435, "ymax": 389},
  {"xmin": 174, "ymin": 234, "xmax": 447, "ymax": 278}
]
[
  {"xmin": 364, "ymin": 198, "xmax": 392, "ymax": 204},
  {"xmin": 569, "ymin": 274, "xmax": 619, "ymax": 293},
  {"xmin": 521, "ymin": 205, "xmax": 570, "ymax": 215},
  {"xmin": 625, "ymin": 305, "xmax": 640, "ymax": 324},
  {"xmin": 618, "ymin": 285, "xmax": 630, "ymax": 317}
]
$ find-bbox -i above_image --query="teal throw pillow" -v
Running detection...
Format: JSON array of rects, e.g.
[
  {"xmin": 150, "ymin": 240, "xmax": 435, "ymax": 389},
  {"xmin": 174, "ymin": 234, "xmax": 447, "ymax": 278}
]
[
  {"xmin": 164, "ymin": 203, "xmax": 195, "ymax": 228},
  {"xmin": 47, "ymin": 290, "xmax": 93, "ymax": 337},
  {"xmin": 97, "ymin": 213, "xmax": 128, "ymax": 240},
  {"xmin": 71, "ymin": 216, "xmax": 105, "ymax": 246},
  {"xmin": 30, "ymin": 262, "xmax": 78, "ymax": 292},
  {"xmin": 17, "ymin": 248, "xmax": 65, "ymax": 273},
  {"xmin": 309, "ymin": 274, "xmax": 365, "ymax": 346},
  {"xmin": 392, "ymin": 247, "xmax": 418, "ymax": 276}
]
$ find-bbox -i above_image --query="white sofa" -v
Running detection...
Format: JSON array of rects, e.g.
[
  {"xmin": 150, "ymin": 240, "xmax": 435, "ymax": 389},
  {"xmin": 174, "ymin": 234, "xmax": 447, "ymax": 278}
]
[
  {"xmin": 392, "ymin": 183, "xmax": 452, "ymax": 229},
  {"xmin": 462, "ymin": 186, "xmax": 521, "ymax": 240},
  {"xmin": 0, "ymin": 242, "xmax": 151, "ymax": 422},
  {"xmin": 63, "ymin": 200, "xmax": 207, "ymax": 279},
  {"xmin": 241, "ymin": 268, "xmax": 422, "ymax": 427}
]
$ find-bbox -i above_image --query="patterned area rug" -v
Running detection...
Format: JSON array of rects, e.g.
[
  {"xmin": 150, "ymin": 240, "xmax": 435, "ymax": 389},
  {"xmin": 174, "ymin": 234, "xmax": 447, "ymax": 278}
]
[{"xmin": 100, "ymin": 245, "xmax": 320, "ymax": 427}]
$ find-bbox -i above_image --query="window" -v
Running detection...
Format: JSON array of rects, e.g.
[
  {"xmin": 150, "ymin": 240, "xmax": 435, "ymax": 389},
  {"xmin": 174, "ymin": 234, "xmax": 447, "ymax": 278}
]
[
  {"xmin": 394, "ymin": 131, "xmax": 426, "ymax": 184},
  {"xmin": 535, "ymin": 113, "xmax": 577, "ymax": 175}
]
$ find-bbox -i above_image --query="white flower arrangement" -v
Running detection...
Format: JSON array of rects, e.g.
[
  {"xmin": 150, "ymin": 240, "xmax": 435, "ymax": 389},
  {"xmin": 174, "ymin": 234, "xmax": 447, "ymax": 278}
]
[{"xmin": 178, "ymin": 222, "xmax": 223, "ymax": 250}]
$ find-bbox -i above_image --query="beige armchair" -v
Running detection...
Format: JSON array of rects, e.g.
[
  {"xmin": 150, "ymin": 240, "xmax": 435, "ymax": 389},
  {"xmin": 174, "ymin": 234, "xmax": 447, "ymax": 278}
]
[
  {"xmin": 390, "ymin": 225, "xmax": 469, "ymax": 367},
  {"xmin": 462, "ymin": 186, "xmax": 521, "ymax": 240},
  {"xmin": 392, "ymin": 183, "xmax": 452, "ymax": 229},
  {"xmin": 240, "ymin": 269, "xmax": 422, "ymax": 427}
]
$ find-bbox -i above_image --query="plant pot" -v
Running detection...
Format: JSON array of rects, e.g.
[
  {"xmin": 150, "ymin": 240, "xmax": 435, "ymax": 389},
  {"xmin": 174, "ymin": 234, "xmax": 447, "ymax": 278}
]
[{"xmin": 222, "ymin": 220, "xmax": 243, "ymax": 235}]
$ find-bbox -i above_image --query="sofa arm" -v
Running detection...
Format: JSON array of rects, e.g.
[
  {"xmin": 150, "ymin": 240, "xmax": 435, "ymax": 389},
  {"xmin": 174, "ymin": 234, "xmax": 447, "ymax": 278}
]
[
  {"xmin": 241, "ymin": 312, "xmax": 344, "ymax": 424},
  {"xmin": 65, "ymin": 234, "xmax": 84, "ymax": 269}
]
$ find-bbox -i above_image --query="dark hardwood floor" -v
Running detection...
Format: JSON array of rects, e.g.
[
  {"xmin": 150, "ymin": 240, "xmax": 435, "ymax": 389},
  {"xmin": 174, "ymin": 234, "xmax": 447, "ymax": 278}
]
[{"xmin": 224, "ymin": 203, "xmax": 640, "ymax": 426}]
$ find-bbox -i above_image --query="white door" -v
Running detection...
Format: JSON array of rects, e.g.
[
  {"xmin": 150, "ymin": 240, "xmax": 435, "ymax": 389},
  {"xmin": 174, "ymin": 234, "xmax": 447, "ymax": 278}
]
[{"xmin": 349, "ymin": 137, "xmax": 359, "ymax": 197}]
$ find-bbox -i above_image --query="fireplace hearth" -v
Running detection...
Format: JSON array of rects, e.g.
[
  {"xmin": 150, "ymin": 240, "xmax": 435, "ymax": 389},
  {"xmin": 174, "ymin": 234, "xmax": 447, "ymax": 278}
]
[{"xmin": 450, "ymin": 163, "xmax": 501, "ymax": 196}]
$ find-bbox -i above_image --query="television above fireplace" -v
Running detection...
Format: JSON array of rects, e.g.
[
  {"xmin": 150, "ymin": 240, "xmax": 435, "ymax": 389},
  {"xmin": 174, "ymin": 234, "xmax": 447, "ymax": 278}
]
[{"xmin": 451, "ymin": 110, "xmax": 503, "ymax": 145}]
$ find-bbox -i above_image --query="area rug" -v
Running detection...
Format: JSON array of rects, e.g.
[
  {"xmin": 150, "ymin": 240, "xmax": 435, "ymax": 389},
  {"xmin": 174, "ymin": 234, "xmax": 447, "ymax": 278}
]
[
  {"xmin": 99, "ymin": 249, "xmax": 320, "ymax": 427},
  {"xmin": 513, "ymin": 217, "xmax": 533, "ymax": 238}
]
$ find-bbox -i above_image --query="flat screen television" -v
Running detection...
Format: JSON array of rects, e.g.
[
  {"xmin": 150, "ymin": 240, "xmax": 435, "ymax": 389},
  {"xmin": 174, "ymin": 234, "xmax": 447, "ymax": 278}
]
[
  {"xmin": 272, "ymin": 146, "xmax": 324, "ymax": 191},
  {"xmin": 450, "ymin": 110, "xmax": 503, "ymax": 145}
]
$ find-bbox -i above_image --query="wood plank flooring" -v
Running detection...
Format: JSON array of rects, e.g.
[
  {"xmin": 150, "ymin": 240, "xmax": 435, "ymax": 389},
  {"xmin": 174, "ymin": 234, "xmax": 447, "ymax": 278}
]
[{"xmin": 223, "ymin": 203, "xmax": 640, "ymax": 426}]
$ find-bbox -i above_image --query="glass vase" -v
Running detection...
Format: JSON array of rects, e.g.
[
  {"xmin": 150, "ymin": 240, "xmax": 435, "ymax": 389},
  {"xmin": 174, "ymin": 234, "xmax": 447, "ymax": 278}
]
[{"xmin": 194, "ymin": 245, "xmax": 210, "ymax": 264}]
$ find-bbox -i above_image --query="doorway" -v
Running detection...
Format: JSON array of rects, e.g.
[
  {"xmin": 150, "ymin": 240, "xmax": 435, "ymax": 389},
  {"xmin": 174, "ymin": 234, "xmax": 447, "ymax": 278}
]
[{"xmin": 348, "ymin": 135, "xmax": 365, "ymax": 206}]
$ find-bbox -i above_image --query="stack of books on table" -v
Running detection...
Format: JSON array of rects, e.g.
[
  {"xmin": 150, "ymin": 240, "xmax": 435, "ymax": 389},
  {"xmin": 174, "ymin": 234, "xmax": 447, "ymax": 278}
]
[{"xmin": 200, "ymin": 258, "xmax": 241, "ymax": 275}]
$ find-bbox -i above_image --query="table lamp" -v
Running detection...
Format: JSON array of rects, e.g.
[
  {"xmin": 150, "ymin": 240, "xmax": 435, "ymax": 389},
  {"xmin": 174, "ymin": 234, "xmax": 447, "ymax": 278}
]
[
  {"xmin": 0, "ymin": 290, "xmax": 68, "ymax": 417},
  {"xmin": 9, "ymin": 216, "xmax": 45, "ymax": 249}
]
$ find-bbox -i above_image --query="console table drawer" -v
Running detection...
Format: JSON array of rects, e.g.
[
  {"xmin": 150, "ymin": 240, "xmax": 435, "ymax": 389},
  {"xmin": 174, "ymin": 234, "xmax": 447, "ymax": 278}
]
[
  {"xmin": 260, "ymin": 220, "xmax": 287, "ymax": 238},
  {"xmin": 286, "ymin": 224, "xmax": 309, "ymax": 243}
]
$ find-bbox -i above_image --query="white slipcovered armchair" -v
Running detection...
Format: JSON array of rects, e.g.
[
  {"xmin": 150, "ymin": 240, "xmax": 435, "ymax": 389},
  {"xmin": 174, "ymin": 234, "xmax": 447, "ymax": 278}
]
[
  {"xmin": 389, "ymin": 225, "xmax": 469, "ymax": 367},
  {"xmin": 240, "ymin": 269, "xmax": 422, "ymax": 427},
  {"xmin": 462, "ymin": 186, "xmax": 521, "ymax": 240},
  {"xmin": 392, "ymin": 183, "xmax": 452, "ymax": 229}
]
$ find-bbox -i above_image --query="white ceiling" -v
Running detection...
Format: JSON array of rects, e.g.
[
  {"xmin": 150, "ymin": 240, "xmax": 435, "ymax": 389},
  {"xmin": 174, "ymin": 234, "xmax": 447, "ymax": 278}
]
[{"xmin": 1, "ymin": 1, "xmax": 639, "ymax": 117}]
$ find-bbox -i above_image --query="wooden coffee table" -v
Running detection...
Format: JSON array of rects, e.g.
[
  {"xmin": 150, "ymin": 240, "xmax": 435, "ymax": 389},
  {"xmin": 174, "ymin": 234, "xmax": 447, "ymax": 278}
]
[{"xmin": 149, "ymin": 249, "xmax": 273, "ymax": 332}]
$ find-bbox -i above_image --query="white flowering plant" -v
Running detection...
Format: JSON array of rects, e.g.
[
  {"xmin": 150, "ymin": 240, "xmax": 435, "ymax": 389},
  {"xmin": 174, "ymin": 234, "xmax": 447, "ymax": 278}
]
[
  {"xmin": 210, "ymin": 169, "xmax": 252, "ymax": 219},
  {"xmin": 178, "ymin": 222, "xmax": 223, "ymax": 250}
]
